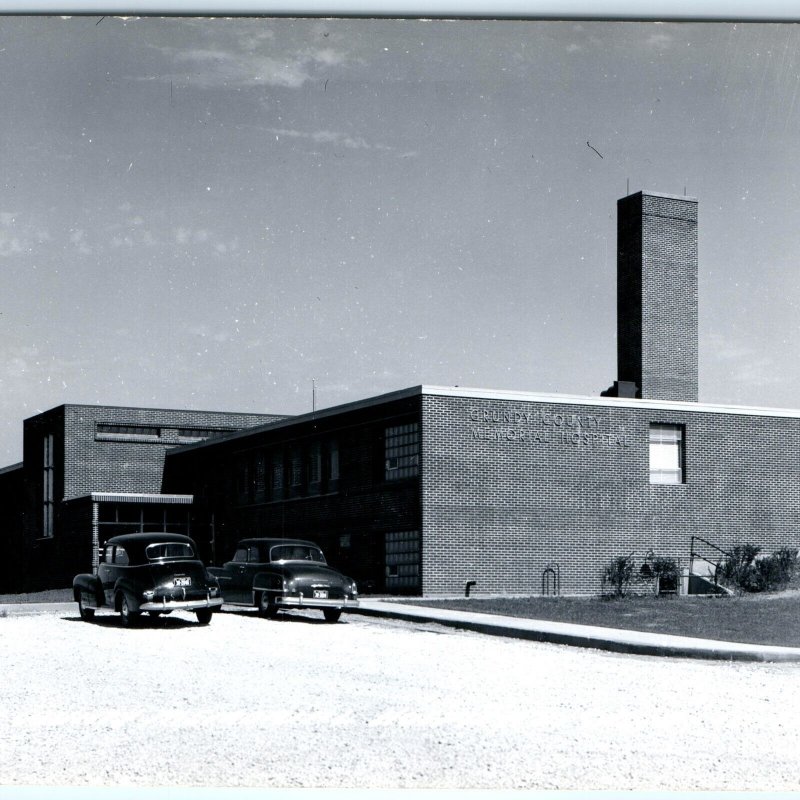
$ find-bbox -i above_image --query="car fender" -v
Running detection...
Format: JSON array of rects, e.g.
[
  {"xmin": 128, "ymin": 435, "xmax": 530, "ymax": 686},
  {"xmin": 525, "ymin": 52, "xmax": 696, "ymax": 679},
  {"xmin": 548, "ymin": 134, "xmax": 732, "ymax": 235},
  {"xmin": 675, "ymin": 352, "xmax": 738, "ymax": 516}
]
[
  {"xmin": 112, "ymin": 578, "xmax": 144, "ymax": 611},
  {"xmin": 73, "ymin": 574, "xmax": 104, "ymax": 607},
  {"xmin": 252, "ymin": 570, "xmax": 283, "ymax": 594}
]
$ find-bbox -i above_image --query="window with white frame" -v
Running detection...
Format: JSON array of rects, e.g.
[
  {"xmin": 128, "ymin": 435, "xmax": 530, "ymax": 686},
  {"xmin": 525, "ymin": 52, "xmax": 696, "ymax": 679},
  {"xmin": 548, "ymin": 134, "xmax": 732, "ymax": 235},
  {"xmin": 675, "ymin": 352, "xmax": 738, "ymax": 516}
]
[{"xmin": 649, "ymin": 423, "xmax": 684, "ymax": 484}]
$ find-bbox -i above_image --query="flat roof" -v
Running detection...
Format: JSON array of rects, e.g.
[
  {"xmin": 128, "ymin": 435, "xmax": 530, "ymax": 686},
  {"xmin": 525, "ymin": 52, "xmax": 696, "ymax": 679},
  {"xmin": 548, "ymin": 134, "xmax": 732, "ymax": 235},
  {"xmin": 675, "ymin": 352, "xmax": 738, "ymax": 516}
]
[{"xmin": 168, "ymin": 384, "xmax": 800, "ymax": 455}]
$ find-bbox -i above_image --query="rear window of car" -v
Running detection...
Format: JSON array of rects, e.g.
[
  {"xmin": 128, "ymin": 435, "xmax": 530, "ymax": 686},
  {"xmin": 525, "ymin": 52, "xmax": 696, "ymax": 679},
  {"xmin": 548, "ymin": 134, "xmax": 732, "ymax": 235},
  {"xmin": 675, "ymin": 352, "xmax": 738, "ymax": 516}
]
[
  {"xmin": 270, "ymin": 545, "xmax": 325, "ymax": 563},
  {"xmin": 145, "ymin": 542, "xmax": 195, "ymax": 561}
]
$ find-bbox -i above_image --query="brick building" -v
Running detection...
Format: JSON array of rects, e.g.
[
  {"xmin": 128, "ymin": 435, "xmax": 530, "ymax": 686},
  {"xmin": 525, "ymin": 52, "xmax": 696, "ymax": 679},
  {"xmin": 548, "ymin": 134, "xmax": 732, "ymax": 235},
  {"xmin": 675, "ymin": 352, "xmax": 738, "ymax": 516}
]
[
  {"xmin": 158, "ymin": 190, "xmax": 800, "ymax": 596},
  {"xmin": 0, "ymin": 405, "xmax": 283, "ymax": 590},
  {"xmin": 3, "ymin": 189, "xmax": 799, "ymax": 596}
]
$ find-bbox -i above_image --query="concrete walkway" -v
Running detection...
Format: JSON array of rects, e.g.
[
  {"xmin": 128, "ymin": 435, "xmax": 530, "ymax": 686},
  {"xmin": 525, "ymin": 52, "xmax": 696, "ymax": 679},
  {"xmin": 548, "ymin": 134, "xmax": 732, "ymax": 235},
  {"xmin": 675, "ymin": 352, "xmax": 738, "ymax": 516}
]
[
  {"xmin": 6, "ymin": 599, "xmax": 800, "ymax": 662},
  {"xmin": 353, "ymin": 599, "xmax": 800, "ymax": 662}
]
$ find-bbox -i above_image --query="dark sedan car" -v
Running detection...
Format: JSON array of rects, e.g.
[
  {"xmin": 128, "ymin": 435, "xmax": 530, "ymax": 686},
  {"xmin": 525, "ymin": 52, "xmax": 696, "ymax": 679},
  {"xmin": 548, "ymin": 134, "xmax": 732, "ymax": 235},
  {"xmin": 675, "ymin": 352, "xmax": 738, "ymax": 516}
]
[
  {"xmin": 209, "ymin": 538, "xmax": 359, "ymax": 622},
  {"xmin": 73, "ymin": 532, "xmax": 223, "ymax": 626}
]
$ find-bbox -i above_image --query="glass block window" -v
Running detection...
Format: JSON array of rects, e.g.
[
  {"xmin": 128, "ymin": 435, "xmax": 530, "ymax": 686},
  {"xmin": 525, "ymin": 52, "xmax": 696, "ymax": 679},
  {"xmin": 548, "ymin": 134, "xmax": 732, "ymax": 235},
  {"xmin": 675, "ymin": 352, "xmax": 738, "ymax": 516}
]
[
  {"xmin": 649, "ymin": 424, "xmax": 684, "ymax": 484},
  {"xmin": 385, "ymin": 423, "xmax": 420, "ymax": 481},
  {"xmin": 385, "ymin": 530, "xmax": 421, "ymax": 591}
]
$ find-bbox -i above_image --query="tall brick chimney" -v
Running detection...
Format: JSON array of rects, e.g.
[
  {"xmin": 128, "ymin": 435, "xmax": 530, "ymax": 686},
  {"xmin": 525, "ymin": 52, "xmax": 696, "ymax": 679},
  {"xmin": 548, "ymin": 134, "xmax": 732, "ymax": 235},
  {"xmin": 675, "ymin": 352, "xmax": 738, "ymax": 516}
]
[{"xmin": 604, "ymin": 190, "xmax": 699, "ymax": 402}]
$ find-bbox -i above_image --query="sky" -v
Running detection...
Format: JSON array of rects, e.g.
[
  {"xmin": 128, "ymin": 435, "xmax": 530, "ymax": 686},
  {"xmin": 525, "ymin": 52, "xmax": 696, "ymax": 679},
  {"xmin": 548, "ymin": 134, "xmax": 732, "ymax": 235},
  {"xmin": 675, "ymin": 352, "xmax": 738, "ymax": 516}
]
[{"xmin": 2, "ymin": 16, "xmax": 800, "ymax": 463}]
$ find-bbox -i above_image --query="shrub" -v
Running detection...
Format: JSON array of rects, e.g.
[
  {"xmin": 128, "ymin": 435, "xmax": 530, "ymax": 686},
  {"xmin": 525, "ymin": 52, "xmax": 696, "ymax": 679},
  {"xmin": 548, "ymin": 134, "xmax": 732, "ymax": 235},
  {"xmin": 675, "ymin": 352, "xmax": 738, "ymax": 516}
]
[
  {"xmin": 718, "ymin": 544, "xmax": 798, "ymax": 593},
  {"xmin": 652, "ymin": 556, "xmax": 679, "ymax": 593},
  {"xmin": 602, "ymin": 555, "xmax": 634, "ymax": 597}
]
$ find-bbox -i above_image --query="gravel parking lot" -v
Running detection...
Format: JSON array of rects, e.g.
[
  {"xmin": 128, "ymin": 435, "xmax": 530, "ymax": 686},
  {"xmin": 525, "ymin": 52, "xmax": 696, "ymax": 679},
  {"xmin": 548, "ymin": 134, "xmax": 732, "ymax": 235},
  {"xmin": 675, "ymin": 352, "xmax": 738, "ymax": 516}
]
[{"xmin": 1, "ymin": 606, "xmax": 799, "ymax": 790}]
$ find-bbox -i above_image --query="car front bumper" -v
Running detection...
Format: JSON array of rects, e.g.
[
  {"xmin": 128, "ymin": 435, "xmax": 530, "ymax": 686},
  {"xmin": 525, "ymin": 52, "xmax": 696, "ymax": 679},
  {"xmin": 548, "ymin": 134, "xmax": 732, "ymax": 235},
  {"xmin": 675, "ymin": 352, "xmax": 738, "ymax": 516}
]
[
  {"xmin": 277, "ymin": 595, "xmax": 359, "ymax": 610},
  {"xmin": 139, "ymin": 596, "xmax": 223, "ymax": 612}
]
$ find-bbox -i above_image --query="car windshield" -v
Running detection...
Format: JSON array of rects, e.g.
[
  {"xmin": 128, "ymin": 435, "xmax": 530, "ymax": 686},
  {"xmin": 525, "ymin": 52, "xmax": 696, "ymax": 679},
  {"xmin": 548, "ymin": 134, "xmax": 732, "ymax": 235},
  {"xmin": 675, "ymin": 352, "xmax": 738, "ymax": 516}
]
[
  {"xmin": 270, "ymin": 545, "xmax": 325, "ymax": 563},
  {"xmin": 145, "ymin": 542, "xmax": 195, "ymax": 561}
]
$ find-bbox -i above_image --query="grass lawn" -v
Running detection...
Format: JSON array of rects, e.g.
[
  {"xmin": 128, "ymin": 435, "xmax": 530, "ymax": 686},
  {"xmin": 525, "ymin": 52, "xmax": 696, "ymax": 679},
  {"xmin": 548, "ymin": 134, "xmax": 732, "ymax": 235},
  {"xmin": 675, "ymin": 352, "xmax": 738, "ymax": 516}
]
[
  {"xmin": 0, "ymin": 588, "xmax": 73, "ymax": 604},
  {"xmin": 403, "ymin": 592, "xmax": 800, "ymax": 648}
]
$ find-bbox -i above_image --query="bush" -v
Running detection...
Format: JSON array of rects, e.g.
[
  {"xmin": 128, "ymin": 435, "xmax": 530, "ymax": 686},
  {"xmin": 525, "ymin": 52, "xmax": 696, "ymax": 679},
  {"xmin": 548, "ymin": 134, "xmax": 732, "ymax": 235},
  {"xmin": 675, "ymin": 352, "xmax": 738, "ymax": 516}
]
[
  {"xmin": 718, "ymin": 544, "xmax": 798, "ymax": 593},
  {"xmin": 602, "ymin": 555, "xmax": 634, "ymax": 597},
  {"xmin": 652, "ymin": 556, "xmax": 679, "ymax": 593}
]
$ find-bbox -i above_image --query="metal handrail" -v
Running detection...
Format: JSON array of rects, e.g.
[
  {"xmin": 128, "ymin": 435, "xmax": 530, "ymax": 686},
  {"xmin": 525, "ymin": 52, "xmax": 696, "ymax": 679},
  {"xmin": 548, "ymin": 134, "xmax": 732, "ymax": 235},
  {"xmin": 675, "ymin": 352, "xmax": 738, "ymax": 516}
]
[
  {"xmin": 690, "ymin": 535, "xmax": 731, "ymax": 561},
  {"xmin": 689, "ymin": 535, "xmax": 733, "ymax": 590}
]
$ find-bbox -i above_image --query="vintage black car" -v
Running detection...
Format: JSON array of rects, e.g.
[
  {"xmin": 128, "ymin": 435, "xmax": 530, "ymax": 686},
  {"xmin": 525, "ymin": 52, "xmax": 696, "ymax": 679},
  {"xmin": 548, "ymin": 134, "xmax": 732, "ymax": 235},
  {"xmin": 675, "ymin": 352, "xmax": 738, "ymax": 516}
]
[
  {"xmin": 72, "ymin": 532, "xmax": 223, "ymax": 626},
  {"xmin": 209, "ymin": 538, "xmax": 359, "ymax": 622}
]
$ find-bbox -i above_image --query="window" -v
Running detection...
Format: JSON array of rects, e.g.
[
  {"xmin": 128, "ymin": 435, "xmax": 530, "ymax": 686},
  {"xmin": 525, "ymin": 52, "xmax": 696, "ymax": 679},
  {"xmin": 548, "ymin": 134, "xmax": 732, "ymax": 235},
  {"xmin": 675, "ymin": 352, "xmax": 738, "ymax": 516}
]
[
  {"xmin": 42, "ymin": 433, "xmax": 54, "ymax": 538},
  {"xmin": 649, "ymin": 424, "xmax": 684, "ymax": 484},
  {"xmin": 96, "ymin": 423, "xmax": 160, "ymax": 441},
  {"xmin": 254, "ymin": 452, "xmax": 267, "ymax": 502},
  {"xmin": 232, "ymin": 547, "xmax": 248, "ymax": 563},
  {"xmin": 146, "ymin": 543, "xmax": 194, "ymax": 561},
  {"xmin": 385, "ymin": 423, "xmax": 420, "ymax": 481},
  {"xmin": 328, "ymin": 439, "xmax": 339, "ymax": 482},
  {"xmin": 289, "ymin": 447, "xmax": 303, "ymax": 495},
  {"xmin": 270, "ymin": 450, "xmax": 284, "ymax": 497},
  {"xmin": 385, "ymin": 530, "xmax": 421, "ymax": 591},
  {"xmin": 308, "ymin": 442, "xmax": 322, "ymax": 491},
  {"xmin": 177, "ymin": 428, "xmax": 233, "ymax": 442}
]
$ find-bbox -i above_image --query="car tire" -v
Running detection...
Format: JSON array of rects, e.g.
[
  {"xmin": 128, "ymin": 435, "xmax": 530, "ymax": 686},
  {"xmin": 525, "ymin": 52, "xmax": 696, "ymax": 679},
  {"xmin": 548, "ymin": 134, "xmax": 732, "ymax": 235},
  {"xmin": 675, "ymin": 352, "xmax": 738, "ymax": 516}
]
[
  {"xmin": 323, "ymin": 608, "xmax": 342, "ymax": 623},
  {"xmin": 77, "ymin": 595, "xmax": 95, "ymax": 621},
  {"xmin": 258, "ymin": 591, "xmax": 279, "ymax": 619},
  {"xmin": 195, "ymin": 608, "xmax": 213, "ymax": 625},
  {"xmin": 119, "ymin": 594, "xmax": 140, "ymax": 628}
]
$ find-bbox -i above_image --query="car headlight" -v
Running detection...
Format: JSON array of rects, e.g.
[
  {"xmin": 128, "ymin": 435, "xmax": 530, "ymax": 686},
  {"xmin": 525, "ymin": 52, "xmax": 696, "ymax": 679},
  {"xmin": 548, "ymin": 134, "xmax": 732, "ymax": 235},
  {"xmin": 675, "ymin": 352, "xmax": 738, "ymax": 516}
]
[{"xmin": 143, "ymin": 590, "xmax": 155, "ymax": 600}]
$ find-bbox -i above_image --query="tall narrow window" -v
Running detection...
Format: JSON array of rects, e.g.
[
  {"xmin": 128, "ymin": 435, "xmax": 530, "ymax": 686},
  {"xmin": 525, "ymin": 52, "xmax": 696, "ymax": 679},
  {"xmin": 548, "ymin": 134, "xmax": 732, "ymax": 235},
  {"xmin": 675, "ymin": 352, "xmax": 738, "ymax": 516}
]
[
  {"xmin": 649, "ymin": 424, "xmax": 684, "ymax": 484},
  {"xmin": 328, "ymin": 439, "xmax": 339, "ymax": 486},
  {"xmin": 385, "ymin": 422, "xmax": 420, "ymax": 481},
  {"xmin": 271, "ymin": 450, "xmax": 284, "ymax": 498},
  {"xmin": 43, "ymin": 433, "xmax": 54, "ymax": 537}
]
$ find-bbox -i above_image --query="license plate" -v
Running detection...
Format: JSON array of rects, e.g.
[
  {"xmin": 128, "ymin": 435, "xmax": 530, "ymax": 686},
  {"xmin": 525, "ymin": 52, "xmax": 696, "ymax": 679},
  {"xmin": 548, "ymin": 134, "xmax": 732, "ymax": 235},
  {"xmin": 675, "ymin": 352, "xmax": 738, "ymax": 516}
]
[
  {"xmin": 174, "ymin": 577, "xmax": 191, "ymax": 587},
  {"xmin": 313, "ymin": 589, "xmax": 328, "ymax": 599}
]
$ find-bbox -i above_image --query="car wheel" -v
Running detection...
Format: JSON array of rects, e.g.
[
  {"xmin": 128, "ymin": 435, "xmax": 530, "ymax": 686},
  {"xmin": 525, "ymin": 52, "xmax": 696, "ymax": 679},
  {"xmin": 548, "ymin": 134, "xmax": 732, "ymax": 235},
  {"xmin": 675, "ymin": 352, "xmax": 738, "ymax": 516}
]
[
  {"xmin": 323, "ymin": 608, "xmax": 342, "ymax": 623},
  {"xmin": 77, "ymin": 595, "xmax": 95, "ymax": 621},
  {"xmin": 258, "ymin": 591, "xmax": 279, "ymax": 619},
  {"xmin": 119, "ymin": 594, "xmax": 140, "ymax": 628},
  {"xmin": 196, "ymin": 608, "xmax": 213, "ymax": 625}
]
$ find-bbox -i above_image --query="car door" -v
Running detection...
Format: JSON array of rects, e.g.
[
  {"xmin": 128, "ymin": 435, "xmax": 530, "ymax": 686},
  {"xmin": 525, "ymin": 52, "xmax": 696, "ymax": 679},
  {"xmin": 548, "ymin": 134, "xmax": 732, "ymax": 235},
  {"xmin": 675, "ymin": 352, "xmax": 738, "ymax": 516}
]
[
  {"xmin": 222, "ymin": 545, "xmax": 252, "ymax": 603},
  {"xmin": 98, "ymin": 544, "xmax": 122, "ymax": 606},
  {"xmin": 237, "ymin": 544, "xmax": 266, "ymax": 604}
]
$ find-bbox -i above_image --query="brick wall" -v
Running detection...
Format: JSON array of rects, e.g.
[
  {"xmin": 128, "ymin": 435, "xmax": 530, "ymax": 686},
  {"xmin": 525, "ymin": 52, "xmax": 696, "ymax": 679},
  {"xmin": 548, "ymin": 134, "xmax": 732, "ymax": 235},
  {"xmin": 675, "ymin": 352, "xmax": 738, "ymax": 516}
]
[
  {"xmin": 617, "ymin": 191, "xmax": 698, "ymax": 402},
  {"xmin": 16, "ymin": 404, "xmax": 285, "ymax": 589},
  {"xmin": 421, "ymin": 391, "xmax": 800, "ymax": 596},
  {"xmin": 165, "ymin": 393, "xmax": 423, "ymax": 592},
  {"xmin": 60, "ymin": 405, "xmax": 285, "ymax": 499}
]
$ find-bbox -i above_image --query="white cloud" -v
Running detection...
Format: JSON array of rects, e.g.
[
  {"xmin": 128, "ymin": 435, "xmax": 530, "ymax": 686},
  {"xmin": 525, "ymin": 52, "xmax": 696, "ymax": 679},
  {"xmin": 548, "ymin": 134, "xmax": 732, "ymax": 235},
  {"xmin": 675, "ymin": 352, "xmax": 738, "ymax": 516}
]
[
  {"xmin": 161, "ymin": 40, "xmax": 349, "ymax": 90},
  {"xmin": 0, "ymin": 231, "xmax": 24, "ymax": 257},
  {"xmin": 269, "ymin": 126, "xmax": 405, "ymax": 154}
]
